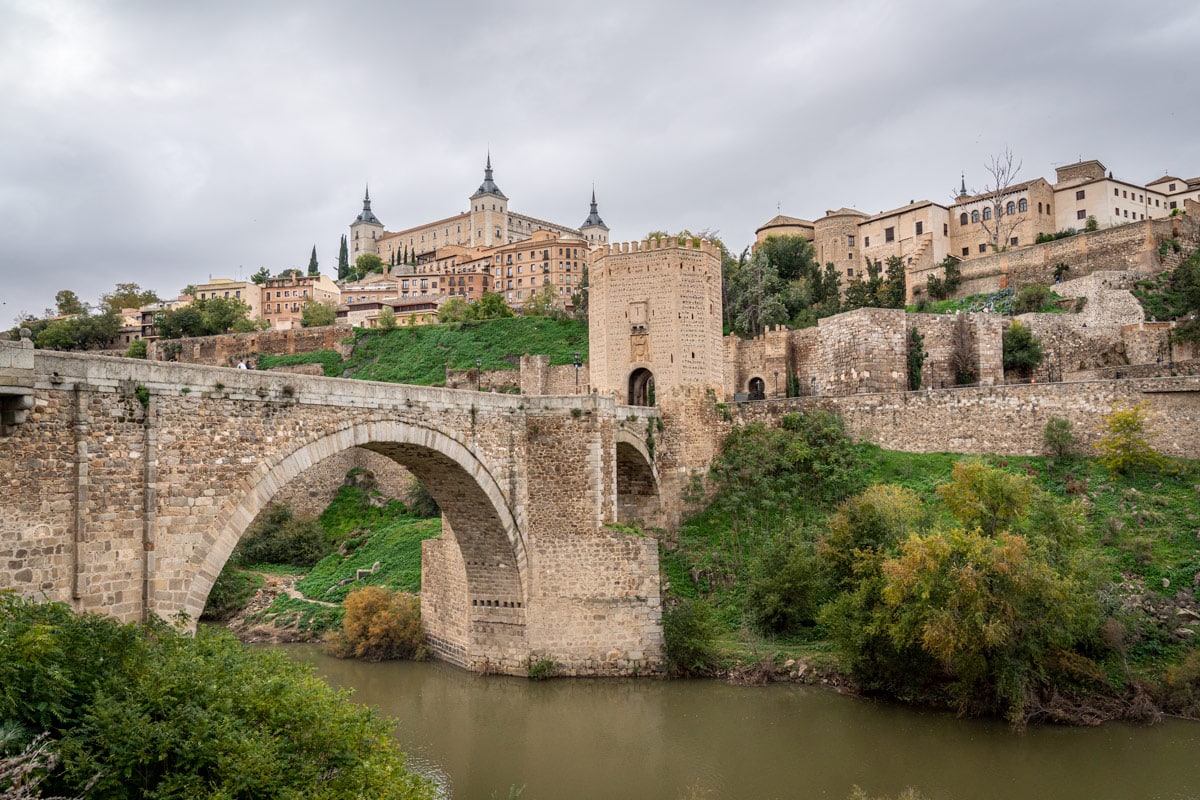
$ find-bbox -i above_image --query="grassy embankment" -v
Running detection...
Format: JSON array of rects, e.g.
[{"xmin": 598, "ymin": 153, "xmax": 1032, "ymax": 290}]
[
  {"xmin": 255, "ymin": 316, "xmax": 588, "ymax": 384},
  {"xmin": 205, "ymin": 485, "xmax": 440, "ymax": 636}
]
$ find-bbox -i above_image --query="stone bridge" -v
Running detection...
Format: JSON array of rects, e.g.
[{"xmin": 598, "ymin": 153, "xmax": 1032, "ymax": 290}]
[{"xmin": 0, "ymin": 337, "xmax": 664, "ymax": 676}]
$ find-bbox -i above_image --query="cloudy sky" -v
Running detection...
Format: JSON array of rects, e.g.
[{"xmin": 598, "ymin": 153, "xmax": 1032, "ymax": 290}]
[{"xmin": 2, "ymin": 0, "xmax": 1198, "ymax": 321}]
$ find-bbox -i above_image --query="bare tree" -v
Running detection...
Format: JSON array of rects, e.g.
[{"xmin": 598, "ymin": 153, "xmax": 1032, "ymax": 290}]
[{"xmin": 974, "ymin": 148, "xmax": 1027, "ymax": 253}]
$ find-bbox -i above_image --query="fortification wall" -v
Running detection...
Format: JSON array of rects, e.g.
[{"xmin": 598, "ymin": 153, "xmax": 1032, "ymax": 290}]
[
  {"xmin": 148, "ymin": 325, "xmax": 355, "ymax": 367},
  {"xmin": 736, "ymin": 376, "xmax": 1200, "ymax": 459},
  {"xmin": 267, "ymin": 447, "xmax": 414, "ymax": 517}
]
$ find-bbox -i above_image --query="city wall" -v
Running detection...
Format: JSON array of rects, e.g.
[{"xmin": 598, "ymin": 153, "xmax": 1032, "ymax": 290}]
[{"xmin": 147, "ymin": 325, "xmax": 356, "ymax": 367}]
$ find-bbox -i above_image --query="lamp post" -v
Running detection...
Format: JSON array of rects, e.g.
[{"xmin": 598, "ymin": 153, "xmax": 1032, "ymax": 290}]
[
  {"xmin": 476, "ymin": 358, "xmax": 482, "ymax": 392},
  {"xmin": 573, "ymin": 351, "xmax": 582, "ymax": 393}
]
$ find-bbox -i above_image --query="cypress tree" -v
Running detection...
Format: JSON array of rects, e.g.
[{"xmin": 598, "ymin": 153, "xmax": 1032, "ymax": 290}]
[
  {"xmin": 308, "ymin": 245, "xmax": 319, "ymax": 276},
  {"xmin": 337, "ymin": 235, "xmax": 349, "ymax": 280}
]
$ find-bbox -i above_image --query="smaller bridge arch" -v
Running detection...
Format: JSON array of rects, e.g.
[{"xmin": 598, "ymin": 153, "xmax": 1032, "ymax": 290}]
[{"xmin": 614, "ymin": 427, "xmax": 662, "ymax": 528}]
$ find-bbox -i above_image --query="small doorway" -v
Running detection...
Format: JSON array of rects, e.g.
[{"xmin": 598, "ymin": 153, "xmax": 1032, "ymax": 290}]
[
  {"xmin": 628, "ymin": 368, "xmax": 655, "ymax": 406},
  {"xmin": 748, "ymin": 377, "xmax": 766, "ymax": 401}
]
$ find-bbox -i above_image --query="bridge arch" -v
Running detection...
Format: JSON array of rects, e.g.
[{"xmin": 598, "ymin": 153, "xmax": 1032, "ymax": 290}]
[
  {"xmin": 181, "ymin": 419, "xmax": 526, "ymax": 666},
  {"xmin": 614, "ymin": 428, "xmax": 661, "ymax": 527}
]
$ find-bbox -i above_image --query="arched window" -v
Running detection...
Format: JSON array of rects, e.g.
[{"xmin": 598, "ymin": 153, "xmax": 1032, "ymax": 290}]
[
  {"xmin": 982, "ymin": 207, "xmax": 992, "ymax": 220},
  {"xmin": 1006, "ymin": 201, "xmax": 1016, "ymax": 216},
  {"xmin": 959, "ymin": 212, "xmax": 968, "ymax": 225},
  {"xmin": 1037, "ymin": 202, "xmax": 1042, "ymax": 214},
  {"xmin": 1019, "ymin": 199, "xmax": 1029, "ymax": 213},
  {"xmin": 971, "ymin": 210, "xmax": 980, "ymax": 223}
]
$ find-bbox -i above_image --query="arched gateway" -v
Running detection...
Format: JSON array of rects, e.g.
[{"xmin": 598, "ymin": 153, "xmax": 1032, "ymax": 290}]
[{"xmin": 0, "ymin": 350, "xmax": 664, "ymax": 677}]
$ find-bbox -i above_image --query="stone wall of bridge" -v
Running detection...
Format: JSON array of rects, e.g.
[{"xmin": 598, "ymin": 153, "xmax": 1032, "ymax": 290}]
[{"xmin": 0, "ymin": 347, "xmax": 664, "ymax": 676}]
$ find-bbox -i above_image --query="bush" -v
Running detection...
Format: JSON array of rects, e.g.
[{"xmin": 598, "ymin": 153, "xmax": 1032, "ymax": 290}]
[
  {"xmin": 1043, "ymin": 416, "xmax": 1075, "ymax": 459},
  {"xmin": 1013, "ymin": 284, "xmax": 1053, "ymax": 314},
  {"xmin": 200, "ymin": 563, "xmax": 264, "ymax": 621},
  {"xmin": 236, "ymin": 503, "xmax": 332, "ymax": 567},
  {"xmin": 406, "ymin": 478, "xmax": 441, "ymax": 518},
  {"xmin": 1095, "ymin": 403, "xmax": 1170, "ymax": 475},
  {"xmin": 747, "ymin": 539, "xmax": 824, "ymax": 634},
  {"xmin": 1002, "ymin": 320, "xmax": 1043, "ymax": 378},
  {"xmin": 124, "ymin": 338, "xmax": 148, "ymax": 359},
  {"xmin": 0, "ymin": 596, "xmax": 435, "ymax": 799},
  {"xmin": 327, "ymin": 586, "xmax": 427, "ymax": 662},
  {"xmin": 1159, "ymin": 649, "xmax": 1200, "ymax": 718},
  {"xmin": 663, "ymin": 598, "xmax": 719, "ymax": 676},
  {"xmin": 528, "ymin": 658, "xmax": 556, "ymax": 680},
  {"xmin": 906, "ymin": 327, "xmax": 926, "ymax": 390}
]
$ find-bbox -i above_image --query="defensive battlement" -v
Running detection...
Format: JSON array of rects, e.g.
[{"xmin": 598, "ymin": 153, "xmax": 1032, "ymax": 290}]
[{"xmin": 594, "ymin": 236, "xmax": 716, "ymax": 258}]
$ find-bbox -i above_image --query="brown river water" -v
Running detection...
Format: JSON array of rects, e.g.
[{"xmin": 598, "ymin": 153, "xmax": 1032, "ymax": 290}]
[{"xmin": 279, "ymin": 644, "xmax": 1200, "ymax": 800}]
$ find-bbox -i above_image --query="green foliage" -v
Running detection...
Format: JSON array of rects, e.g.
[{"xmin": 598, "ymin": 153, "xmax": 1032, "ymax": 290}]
[
  {"xmin": 256, "ymin": 349, "xmax": 344, "ymax": 377},
  {"xmin": 378, "ymin": 305, "xmax": 397, "ymax": 329},
  {"xmin": 925, "ymin": 256, "xmax": 963, "ymax": 300},
  {"xmin": 337, "ymin": 235, "xmax": 350, "ymax": 280},
  {"xmin": 437, "ymin": 296, "xmax": 469, "ymax": 323},
  {"xmin": 156, "ymin": 296, "xmax": 253, "ymax": 339},
  {"xmin": 100, "ymin": 282, "xmax": 159, "ymax": 313},
  {"xmin": 236, "ymin": 503, "xmax": 332, "ymax": 568},
  {"xmin": 523, "ymin": 285, "xmax": 557, "ymax": 316},
  {"xmin": 251, "ymin": 266, "xmax": 271, "ymax": 284},
  {"xmin": 340, "ymin": 316, "xmax": 586, "ymax": 385},
  {"xmin": 350, "ymin": 253, "xmax": 385, "ymax": 281},
  {"xmin": 246, "ymin": 594, "xmax": 345, "ymax": 635},
  {"xmin": 1159, "ymin": 648, "xmax": 1200, "ymax": 718},
  {"xmin": 747, "ymin": 538, "xmax": 824, "ymax": 633},
  {"xmin": 0, "ymin": 596, "xmax": 435, "ymax": 799},
  {"xmin": 201, "ymin": 563, "xmax": 264, "ymax": 621},
  {"xmin": 300, "ymin": 298, "xmax": 338, "ymax": 328},
  {"xmin": 406, "ymin": 478, "xmax": 441, "ymax": 518},
  {"xmin": 843, "ymin": 256, "xmax": 906, "ymax": 312},
  {"xmin": 1043, "ymin": 416, "xmax": 1075, "ymax": 459},
  {"xmin": 327, "ymin": 586, "xmax": 427, "ymax": 662},
  {"xmin": 31, "ymin": 308, "xmax": 121, "ymax": 351},
  {"xmin": 133, "ymin": 385, "xmax": 149, "ymax": 408},
  {"xmin": 906, "ymin": 326, "xmax": 926, "ymax": 390},
  {"xmin": 1133, "ymin": 247, "xmax": 1200, "ymax": 343},
  {"xmin": 1085, "ymin": 215, "xmax": 1099, "ymax": 232},
  {"xmin": 124, "ymin": 338, "xmax": 147, "ymax": 359},
  {"xmin": 307, "ymin": 244, "xmax": 319, "ymax": 276},
  {"xmin": 527, "ymin": 657, "xmax": 556, "ymax": 680},
  {"xmin": 1096, "ymin": 403, "xmax": 1170, "ymax": 475},
  {"xmin": 949, "ymin": 312, "xmax": 976, "ymax": 385},
  {"xmin": 663, "ymin": 598, "xmax": 720, "ymax": 676},
  {"xmin": 54, "ymin": 290, "xmax": 85, "ymax": 316},
  {"xmin": 1002, "ymin": 320, "xmax": 1043, "ymax": 377},
  {"xmin": 1036, "ymin": 229, "xmax": 1079, "ymax": 244},
  {"xmin": 1013, "ymin": 283, "xmax": 1054, "ymax": 314}
]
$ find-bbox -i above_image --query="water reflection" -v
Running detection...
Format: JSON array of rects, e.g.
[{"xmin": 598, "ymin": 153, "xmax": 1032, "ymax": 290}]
[{"xmin": 280, "ymin": 645, "xmax": 1200, "ymax": 800}]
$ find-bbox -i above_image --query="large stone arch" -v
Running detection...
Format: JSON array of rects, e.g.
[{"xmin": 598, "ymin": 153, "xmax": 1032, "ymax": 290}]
[
  {"xmin": 614, "ymin": 429, "xmax": 661, "ymax": 528},
  {"xmin": 179, "ymin": 420, "xmax": 526, "ymax": 665}
]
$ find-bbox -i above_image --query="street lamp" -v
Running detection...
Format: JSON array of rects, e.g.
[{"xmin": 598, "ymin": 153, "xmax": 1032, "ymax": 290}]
[
  {"xmin": 476, "ymin": 358, "xmax": 482, "ymax": 392},
  {"xmin": 573, "ymin": 351, "xmax": 582, "ymax": 393}
]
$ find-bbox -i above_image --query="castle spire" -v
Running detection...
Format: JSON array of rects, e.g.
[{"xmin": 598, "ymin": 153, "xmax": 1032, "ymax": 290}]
[
  {"xmin": 354, "ymin": 184, "xmax": 381, "ymax": 225},
  {"xmin": 958, "ymin": 173, "xmax": 968, "ymax": 199},
  {"xmin": 581, "ymin": 185, "xmax": 608, "ymax": 230},
  {"xmin": 472, "ymin": 153, "xmax": 506, "ymax": 199}
]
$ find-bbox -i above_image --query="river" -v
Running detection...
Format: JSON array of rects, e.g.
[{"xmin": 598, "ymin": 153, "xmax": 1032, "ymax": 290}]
[{"xmin": 279, "ymin": 644, "xmax": 1199, "ymax": 800}]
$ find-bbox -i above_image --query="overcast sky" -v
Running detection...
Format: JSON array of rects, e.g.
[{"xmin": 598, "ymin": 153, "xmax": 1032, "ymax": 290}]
[{"xmin": 2, "ymin": 0, "xmax": 1198, "ymax": 321}]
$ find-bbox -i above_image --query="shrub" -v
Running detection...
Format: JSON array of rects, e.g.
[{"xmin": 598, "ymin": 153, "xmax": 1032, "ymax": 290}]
[
  {"xmin": 906, "ymin": 327, "xmax": 926, "ymax": 390},
  {"xmin": 1002, "ymin": 321, "xmax": 1043, "ymax": 378},
  {"xmin": 1013, "ymin": 284, "xmax": 1053, "ymax": 314},
  {"xmin": 406, "ymin": 478, "xmax": 441, "ymax": 518},
  {"xmin": 200, "ymin": 564, "xmax": 264, "ymax": 621},
  {"xmin": 236, "ymin": 503, "xmax": 331, "ymax": 567},
  {"xmin": 1043, "ymin": 416, "xmax": 1075, "ymax": 459},
  {"xmin": 747, "ymin": 538, "xmax": 824, "ymax": 634},
  {"xmin": 528, "ymin": 658, "xmax": 556, "ymax": 680},
  {"xmin": 663, "ymin": 598, "xmax": 719, "ymax": 676},
  {"xmin": 124, "ymin": 338, "xmax": 148, "ymax": 359},
  {"xmin": 1095, "ymin": 403, "xmax": 1170, "ymax": 475},
  {"xmin": 327, "ymin": 586, "xmax": 427, "ymax": 662},
  {"xmin": 1159, "ymin": 649, "xmax": 1200, "ymax": 718}
]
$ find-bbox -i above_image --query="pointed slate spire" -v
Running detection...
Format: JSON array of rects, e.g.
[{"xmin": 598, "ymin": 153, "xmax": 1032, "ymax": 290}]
[
  {"xmin": 472, "ymin": 153, "xmax": 507, "ymax": 199},
  {"xmin": 354, "ymin": 184, "xmax": 381, "ymax": 225},
  {"xmin": 958, "ymin": 173, "xmax": 968, "ymax": 199},
  {"xmin": 581, "ymin": 186, "xmax": 607, "ymax": 230}
]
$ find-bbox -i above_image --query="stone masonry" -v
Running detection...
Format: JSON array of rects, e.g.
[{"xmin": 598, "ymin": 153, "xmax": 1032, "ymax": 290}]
[{"xmin": 0, "ymin": 345, "xmax": 663, "ymax": 677}]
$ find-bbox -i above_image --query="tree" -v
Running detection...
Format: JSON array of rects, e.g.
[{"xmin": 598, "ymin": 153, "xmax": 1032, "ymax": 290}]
[
  {"xmin": 33, "ymin": 308, "xmax": 120, "ymax": 351},
  {"xmin": 337, "ymin": 235, "xmax": 350, "ymax": 280},
  {"xmin": 571, "ymin": 263, "xmax": 589, "ymax": 319},
  {"xmin": 1043, "ymin": 416, "xmax": 1075, "ymax": 460},
  {"xmin": 926, "ymin": 256, "xmax": 963, "ymax": 300},
  {"xmin": 351, "ymin": 253, "xmax": 385, "ymax": 282},
  {"xmin": 180, "ymin": 284, "xmax": 198, "ymax": 298},
  {"xmin": 465, "ymin": 291, "xmax": 513, "ymax": 321},
  {"xmin": 54, "ymin": 290, "xmax": 85, "ymax": 317},
  {"xmin": 437, "ymin": 296, "xmax": 468, "ymax": 324},
  {"xmin": 100, "ymin": 282, "xmax": 159, "ymax": 313},
  {"xmin": 726, "ymin": 248, "xmax": 788, "ymax": 337},
  {"xmin": 757, "ymin": 234, "xmax": 818, "ymax": 283},
  {"xmin": 125, "ymin": 338, "xmax": 148, "ymax": 359},
  {"xmin": 882, "ymin": 255, "xmax": 907, "ymax": 308},
  {"xmin": 250, "ymin": 267, "xmax": 271, "ymax": 285},
  {"xmin": 949, "ymin": 312, "xmax": 976, "ymax": 385},
  {"xmin": 307, "ymin": 245, "xmax": 319, "ymax": 276},
  {"xmin": 277, "ymin": 268, "xmax": 303, "ymax": 279},
  {"xmin": 906, "ymin": 326, "xmax": 926, "ymax": 390},
  {"xmin": 973, "ymin": 148, "xmax": 1026, "ymax": 253},
  {"xmin": 1002, "ymin": 320, "xmax": 1043, "ymax": 378},
  {"xmin": 156, "ymin": 297, "xmax": 253, "ymax": 339},
  {"xmin": 300, "ymin": 299, "xmax": 338, "ymax": 328},
  {"xmin": 1095, "ymin": 402, "xmax": 1170, "ymax": 475},
  {"xmin": 524, "ymin": 284, "xmax": 557, "ymax": 316}
]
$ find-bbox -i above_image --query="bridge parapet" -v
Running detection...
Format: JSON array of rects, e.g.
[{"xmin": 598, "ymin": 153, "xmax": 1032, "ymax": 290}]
[{"xmin": 0, "ymin": 330, "xmax": 35, "ymax": 435}]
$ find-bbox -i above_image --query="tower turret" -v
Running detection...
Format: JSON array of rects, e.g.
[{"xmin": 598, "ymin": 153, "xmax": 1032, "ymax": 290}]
[
  {"xmin": 580, "ymin": 187, "xmax": 610, "ymax": 248},
  {"xmin": 468, "ymin": 153, "xmax": 509, "ymax": 247},
  {"xmin": 349, "ymin": 186, "xmax": 385, "ymax": 262}
]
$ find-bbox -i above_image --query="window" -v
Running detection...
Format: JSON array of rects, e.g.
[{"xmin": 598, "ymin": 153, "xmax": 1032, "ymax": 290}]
[
  {"xmin": 1113, "ymin": 188, "xmax": 1119, "ymax": 196},
  {"xmin": 1005, "ymin": 201, "xmax": 1015, "ymax": 216},
  {"xmin": 1076, "ymin": 190, "xmax": 1086, "ymax": 201},
  {"xmin": 885, "ymin": 227, "xmax": 895, "ymax": 242},
  {"xmin": 982, "ymin": 207, "xmax": 992, "ymax": 220},
  {"xmin": 979, "ymin": 244, "xmax": 987, "ymax": 253},
  {"xmin": 1122, "ymin": 190, "xmax": 1128, "ymax": 199},
  {"xmin": 864, "ymin": 236, "xmax": 870, "ymax": 246},
  {"xmin": 1169, "ymin": 183, "xmax": 1177, "ymax": 192},
  {"xmin": 1019, "ymin": 199, "xmax": 1028, "ymax": 212},
  {"xmin": 960, "ymin": 212, "xmax": 969, "ymax": 225},
  {"xmin": 962, "ymin": 247, "xmax": 970, "ymax": 257},
  {"xmin": 1010, "ymin": 237, "xmax": 1018, "ymax": 246},
  {"xmin": 971, "ymin": 210, "xmax": 980, "ymax": 223},
  {"xmin": 847, "ymin": 234, "xmax": 855, "ymax": 247},
  {"xmin": 943, "ymin": 224, "xmax": 948, "ymax": 236},
  {"xmin": 1077, "ymin": 209, "xmax": 1087, "ymax": 220},
  {"xmin": 915, "ymin": 221, "xmax": 924, "ymax": 235},
  {"xmin": 1171, "ymin": 201, "xmax": 1178, "ymax": 209},
  {"xmin": 1115, "ymin": 207, "xmax": 1120, "ymax": 216},
  {"xmin": 1038, "ymin": 202, "xmax": 1043, "ymax": 214},
  {"xmin": 846, "ymin": 267, "xmax": 854, "ymax": 277}
]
